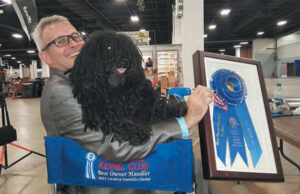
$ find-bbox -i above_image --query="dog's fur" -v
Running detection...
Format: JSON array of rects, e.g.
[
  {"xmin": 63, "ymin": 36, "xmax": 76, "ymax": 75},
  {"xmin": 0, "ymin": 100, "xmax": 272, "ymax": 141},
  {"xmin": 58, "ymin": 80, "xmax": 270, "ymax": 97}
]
[{"xmin": 70, "ymin": 32, "xmax": 187, "ymax": 146}]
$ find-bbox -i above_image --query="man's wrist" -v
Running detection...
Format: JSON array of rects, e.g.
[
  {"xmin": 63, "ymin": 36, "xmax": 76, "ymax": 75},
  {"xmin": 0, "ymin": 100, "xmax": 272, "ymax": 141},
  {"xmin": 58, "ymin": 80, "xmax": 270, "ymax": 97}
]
[
  {"xmin": 176, "ymin": 117, "xmax": 190, "ymax": 138},
  {"xmin": 184, "ymin": 115, "xmax": 194, "ymax": 129}
]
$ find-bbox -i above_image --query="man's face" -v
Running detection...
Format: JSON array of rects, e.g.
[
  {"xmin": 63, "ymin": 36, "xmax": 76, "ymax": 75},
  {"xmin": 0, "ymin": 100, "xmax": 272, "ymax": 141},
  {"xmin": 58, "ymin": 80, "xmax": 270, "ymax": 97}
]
[{"xmin": 39, "ymin": 22, "xmax": 84, "ymax": 72}]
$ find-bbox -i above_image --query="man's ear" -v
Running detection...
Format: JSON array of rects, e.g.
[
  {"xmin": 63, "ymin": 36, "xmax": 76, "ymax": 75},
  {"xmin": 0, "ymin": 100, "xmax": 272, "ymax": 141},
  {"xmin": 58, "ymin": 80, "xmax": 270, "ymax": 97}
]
[{"xmin": 38, "ymin": 51, "xmax": 52, "ymax": 66}]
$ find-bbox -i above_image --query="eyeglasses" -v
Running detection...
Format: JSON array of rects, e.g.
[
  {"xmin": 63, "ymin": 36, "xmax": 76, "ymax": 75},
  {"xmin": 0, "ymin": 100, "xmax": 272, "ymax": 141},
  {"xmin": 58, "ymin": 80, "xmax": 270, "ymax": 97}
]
[{"xmin": 41, "ymin": 32, "xmax": 83, "ymax": 51}]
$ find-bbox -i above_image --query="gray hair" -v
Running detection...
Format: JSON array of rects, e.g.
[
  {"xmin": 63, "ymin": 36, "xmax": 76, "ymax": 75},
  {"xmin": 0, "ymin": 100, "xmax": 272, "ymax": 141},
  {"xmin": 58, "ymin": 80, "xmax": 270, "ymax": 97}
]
[{"xmin": 32, "ymin": 15, "xmax": 70, "ymax": 51}]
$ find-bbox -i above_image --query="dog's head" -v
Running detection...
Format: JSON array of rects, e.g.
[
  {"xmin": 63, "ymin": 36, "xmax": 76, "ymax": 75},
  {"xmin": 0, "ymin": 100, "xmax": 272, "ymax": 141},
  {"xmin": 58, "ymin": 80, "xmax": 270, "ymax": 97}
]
[
  {"xmin": 72, "ymin": 32, "xmax": 145, "ymax": 91},
  {"xmin": 70, "ymin": 31, "xmax": 153, "ymax": 138}
]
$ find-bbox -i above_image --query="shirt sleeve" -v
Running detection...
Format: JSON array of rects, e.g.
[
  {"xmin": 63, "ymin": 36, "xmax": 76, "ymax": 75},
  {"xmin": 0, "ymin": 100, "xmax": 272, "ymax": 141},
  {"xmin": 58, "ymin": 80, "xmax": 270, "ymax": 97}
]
[{"xmin": 176, "ymin": 117, "xmax": 190, "ymax": 138}]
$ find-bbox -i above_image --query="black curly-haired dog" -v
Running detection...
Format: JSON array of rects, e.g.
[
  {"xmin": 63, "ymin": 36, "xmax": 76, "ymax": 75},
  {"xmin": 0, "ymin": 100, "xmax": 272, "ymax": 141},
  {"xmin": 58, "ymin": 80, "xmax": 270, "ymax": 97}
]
[{"xmin": 70, "ymin": 32, "xmax": 187, "ymax": 146}]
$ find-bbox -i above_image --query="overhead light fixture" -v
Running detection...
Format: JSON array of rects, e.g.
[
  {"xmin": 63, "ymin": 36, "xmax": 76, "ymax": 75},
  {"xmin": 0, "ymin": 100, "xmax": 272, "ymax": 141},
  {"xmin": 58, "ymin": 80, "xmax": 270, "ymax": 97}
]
[
  {"xmin": 0, "ymin": 43, "xmax": 2, "ymax": 47},
  {"xmin": 240, "ymin": 42, "xmax": 249, "ymax": 45},
  {"xmin": 4, "ymin": 54, "xmax": 11, "ymax": 57},
  {"xmin": 12, "ymin": 33, "xmax": 23, "ymax": 39},
  {"xmin": 139, "ymin": 29, "xmax": 146, "ymax": 32},
  {"xmin": 81, "ymin": 31, "xmax": 86, "ymax": 36},
  {"xmin": 277, "ymin": 20, "xmax": 287, "ymax": 26},
  {"xmin": 204, "ymin": 34, "xmax": 208, "ymax": 38},
  {"xmin": 220, "ymin": 9, "xmax": 231, "ymax": 16},
  {"xmin": 257, "ymin": 31, "xmax": 264, "ymax": 36},
  {"xmin": 208, "ymin": 25, "xmax": 216, "ymax": 30},
  {"xmin": 27, "ymin": 50, "xmax": 36, "ymax": 53},
  {"xmin": 17, "ymin": 61, "xmax": 22, "ymax": 63},
  {"xmin": 130, "ymin": 15, "xmax": 139, "ymax": 22},
  {"xmin": 233, "ymin": 45, "xmax": 241, "ymax": 48},
  {"xmin": 11, "ymin": 57, "xmax": 16, "ymax": 60},
  {"xmin": 2, "ymin": 0, "xmax": 11, "ymax": 4},
  {"xmin": 219, "ymin": 49, "xmax": 226, "ymax": 52}
]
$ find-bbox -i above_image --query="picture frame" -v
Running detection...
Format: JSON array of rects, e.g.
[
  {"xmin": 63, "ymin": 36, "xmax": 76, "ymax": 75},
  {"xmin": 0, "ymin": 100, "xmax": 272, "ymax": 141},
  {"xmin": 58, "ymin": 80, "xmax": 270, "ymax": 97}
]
[{"xmin": 192, "ymin": 51, "xmax": 284, "ymax": 181}]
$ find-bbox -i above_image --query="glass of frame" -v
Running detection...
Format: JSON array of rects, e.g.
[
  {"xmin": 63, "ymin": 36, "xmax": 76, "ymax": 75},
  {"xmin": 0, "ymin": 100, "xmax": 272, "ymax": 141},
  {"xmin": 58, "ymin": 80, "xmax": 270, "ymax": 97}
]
[{"xmin": 192, "ymin": 51, "xmax": 284, "ymax": 181}]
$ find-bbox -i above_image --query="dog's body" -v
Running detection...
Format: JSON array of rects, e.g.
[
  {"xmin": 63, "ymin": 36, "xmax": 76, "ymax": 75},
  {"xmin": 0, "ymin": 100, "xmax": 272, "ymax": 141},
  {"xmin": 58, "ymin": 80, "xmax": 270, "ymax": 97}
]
[{"xmin": 70, "ymin": 32, "xmax": 186, "ymax": 146}]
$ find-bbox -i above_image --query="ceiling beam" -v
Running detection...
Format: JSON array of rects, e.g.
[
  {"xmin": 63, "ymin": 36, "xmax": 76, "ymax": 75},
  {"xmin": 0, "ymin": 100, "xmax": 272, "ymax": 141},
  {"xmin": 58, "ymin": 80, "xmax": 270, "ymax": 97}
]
[
  {"xmin": 234, "ymin": 0, "xmax": 291, "ymax": 32},
  {"xmin": 55, "ymin": 0, "xmax": 111, "ymax": 30},
  {"xmin": 82, "ymin": 0, "xmax": 120, "ymax": 30},
  {"xmin": 0, "ymin": 24, "xmax": 23, "ymax": 34}
]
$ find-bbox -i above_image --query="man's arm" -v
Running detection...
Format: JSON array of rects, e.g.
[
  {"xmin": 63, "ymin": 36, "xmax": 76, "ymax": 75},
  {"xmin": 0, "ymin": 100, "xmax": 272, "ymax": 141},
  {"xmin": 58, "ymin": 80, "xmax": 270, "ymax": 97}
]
[{"xmin": 48, "ymin": 83, "xmax": 182, "ymax": 162}]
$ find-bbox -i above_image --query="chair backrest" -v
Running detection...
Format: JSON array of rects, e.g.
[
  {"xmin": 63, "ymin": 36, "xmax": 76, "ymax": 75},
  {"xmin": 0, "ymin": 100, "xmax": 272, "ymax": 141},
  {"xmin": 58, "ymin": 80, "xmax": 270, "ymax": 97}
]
[
  {"xmin": 45, "ymin": 137, "xmax": 194, "ymax": 192},
  {"xmin": 168, "ymin": 87, "xmax": 191, "ymax": 101}
]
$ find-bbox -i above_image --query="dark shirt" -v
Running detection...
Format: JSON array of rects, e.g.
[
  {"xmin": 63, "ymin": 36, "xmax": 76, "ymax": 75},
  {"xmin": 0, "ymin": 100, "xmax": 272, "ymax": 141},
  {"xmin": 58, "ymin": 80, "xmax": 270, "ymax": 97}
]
[{"xmin": 146, "ymin": 61, "xmax": 153, "ymax": 68}]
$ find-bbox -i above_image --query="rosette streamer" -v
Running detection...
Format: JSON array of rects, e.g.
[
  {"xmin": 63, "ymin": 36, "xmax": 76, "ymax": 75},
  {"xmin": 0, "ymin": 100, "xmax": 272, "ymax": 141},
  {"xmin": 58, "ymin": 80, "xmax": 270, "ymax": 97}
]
[{"xmin": 210, "ymin": 69, "xmax": 262, "ymax": 167}]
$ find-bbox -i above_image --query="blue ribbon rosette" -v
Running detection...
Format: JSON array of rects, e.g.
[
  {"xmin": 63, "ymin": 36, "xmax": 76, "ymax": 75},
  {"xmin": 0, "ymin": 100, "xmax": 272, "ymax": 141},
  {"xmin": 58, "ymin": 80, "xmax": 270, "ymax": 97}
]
[{"xmin": 210, "ymin": 69, "xmax": 262, "ymax": 167}]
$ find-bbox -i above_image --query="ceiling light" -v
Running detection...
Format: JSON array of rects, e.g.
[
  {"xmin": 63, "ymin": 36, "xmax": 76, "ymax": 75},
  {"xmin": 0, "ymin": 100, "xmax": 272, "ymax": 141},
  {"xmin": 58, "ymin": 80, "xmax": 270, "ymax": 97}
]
[
  {"xmin": 219, "ymin": 49, "xmax": 226, "ymax": 52},
  {"xmin": 17, "ymin": 61, "xmax": 22, "ymax": 63},
  {"xmin": 130, "ymin": 15, "xmax": 139, "ymax": 22},
  {"xmin": 81, "ymin": 31, "xmax": 86, "ymax": 36},
  {"xmin": 257, "ymin": 31, "xmax": 264, "ymax": 36},
  {"xmin": 27, "ymin": 50, "xmax": 36, "ymax": 53},
  {"xmin": 208, "ymin": 25, "xmax": 216, "ymax": 30},
  {"xmin": 277, "ymin": 20, "xmax": 287, "ymax": 26},
  {"xmin": 220, "ymin": 9, "xmax": 231, "ymax": 16},
  {"xmin": 11, "ymin": 57, "xmax": 16, "ymax": 60},
  {"xmin": 0, "ymin": 10, "xmax": 3, "ymax": 14},
  {"xmin": 12, "ymin": 33, "xmax": 23, "ymax": 39},
  {"xmin": 204, "ymin": 34, "xmax": 208, "ymax": 38},
  {"xmin": 140, "ymin": 29, "xmax": 146, "ymax": 32},
  {"xmin": 233, "ymin": 45, "xmax": 241, "ymax": 48},
  {"xmin": 2, "ymin": 0, "xmax": 11, "ymax": 4},
  {"xmin": 240, "ymin": 42, "xmax": 249, "ymax": 45},
  {"xmin": 0, "ymin": 43, "xmax": 2, "ymax": 47},
  {"xmin": 4, "ymin": 54, "xmax": 11, "ymax": 57}
]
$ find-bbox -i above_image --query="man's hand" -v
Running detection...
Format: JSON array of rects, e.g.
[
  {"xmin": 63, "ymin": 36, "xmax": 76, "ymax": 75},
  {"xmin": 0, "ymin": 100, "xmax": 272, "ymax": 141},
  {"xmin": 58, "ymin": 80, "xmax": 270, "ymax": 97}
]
[{"xmin": 184, "ymin": 85, "xmax": 213, "ymax": 129}]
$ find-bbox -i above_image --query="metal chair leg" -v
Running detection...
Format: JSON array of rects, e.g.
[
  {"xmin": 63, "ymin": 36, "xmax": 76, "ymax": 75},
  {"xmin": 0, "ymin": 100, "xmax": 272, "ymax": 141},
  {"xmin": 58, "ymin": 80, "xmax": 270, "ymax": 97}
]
[{"xmin": 50, "ymin": 184, "xmax": 57, "ymax": 194}]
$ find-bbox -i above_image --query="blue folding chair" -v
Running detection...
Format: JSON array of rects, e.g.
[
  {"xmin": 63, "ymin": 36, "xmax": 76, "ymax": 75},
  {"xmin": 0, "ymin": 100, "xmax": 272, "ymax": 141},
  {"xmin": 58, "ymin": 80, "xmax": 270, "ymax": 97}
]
[{"xmin": 45, "ymin": 137, "xmax": 194, "ymax": 193}]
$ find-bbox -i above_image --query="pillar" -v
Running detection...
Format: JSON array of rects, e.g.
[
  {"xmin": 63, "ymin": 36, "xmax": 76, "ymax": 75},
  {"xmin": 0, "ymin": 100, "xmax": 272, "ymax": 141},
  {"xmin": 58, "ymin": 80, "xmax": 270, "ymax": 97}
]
[
  {"xmin": 235, "ymin": 47, "xmax": 241, "ymax": 57},
  {"xmin": 41, "ymin": 61, "xmax": 50, "ymax": 77},
  {"xmin": 181, "ymin": 0, "xmax": 204, "ymax": 88},
  {"xmin": 30, "ymin": 60, "xmax": 37, "ymax": 79},
  {"xmin": 19, "ymin": 63, "xmax": 23, "ymax": 78},
  {"xmin": 252, "ymin": 39, "xmax": 276, "ymax": 77}
]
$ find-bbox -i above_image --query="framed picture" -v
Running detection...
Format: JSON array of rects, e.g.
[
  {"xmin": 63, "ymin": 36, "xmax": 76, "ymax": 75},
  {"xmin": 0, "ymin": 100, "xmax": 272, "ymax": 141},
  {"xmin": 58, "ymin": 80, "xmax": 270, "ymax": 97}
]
[{"xmin": 192, "ymin": 51, "xmax": 284, "ymax": 181}]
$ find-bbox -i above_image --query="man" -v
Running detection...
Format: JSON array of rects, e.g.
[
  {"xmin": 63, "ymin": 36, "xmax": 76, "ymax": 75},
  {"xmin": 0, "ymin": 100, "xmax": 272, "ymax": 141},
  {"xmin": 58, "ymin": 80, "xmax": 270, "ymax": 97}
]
[{"xmin": 33, "ymin": 15, "xmax": 213, "ymax": 194}]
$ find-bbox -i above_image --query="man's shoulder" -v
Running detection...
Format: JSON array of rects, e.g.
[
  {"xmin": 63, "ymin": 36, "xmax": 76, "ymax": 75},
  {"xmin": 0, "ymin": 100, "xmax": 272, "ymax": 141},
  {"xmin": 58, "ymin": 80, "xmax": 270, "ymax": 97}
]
[
  {"xmin": 46, "ymin": 74, "xmax": 72, "ymax": 92},
  {"xmin": 42, "ymin": 73, "xmax": 73, "ymax": 104}
]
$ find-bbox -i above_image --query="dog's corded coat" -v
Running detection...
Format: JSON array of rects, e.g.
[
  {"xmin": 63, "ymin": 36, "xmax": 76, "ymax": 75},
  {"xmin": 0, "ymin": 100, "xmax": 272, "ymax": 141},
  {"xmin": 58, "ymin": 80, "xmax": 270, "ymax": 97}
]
[{"xmin": 70, "ymin": 32, "xmax": 186, "ymax": 146}]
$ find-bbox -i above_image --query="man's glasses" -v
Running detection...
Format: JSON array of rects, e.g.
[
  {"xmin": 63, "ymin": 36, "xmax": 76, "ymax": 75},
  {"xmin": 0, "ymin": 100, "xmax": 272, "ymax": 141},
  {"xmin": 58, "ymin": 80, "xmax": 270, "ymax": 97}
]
[{"xmin": 41, "ymin": 32, "xmax": 83, "ymax": 51}]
